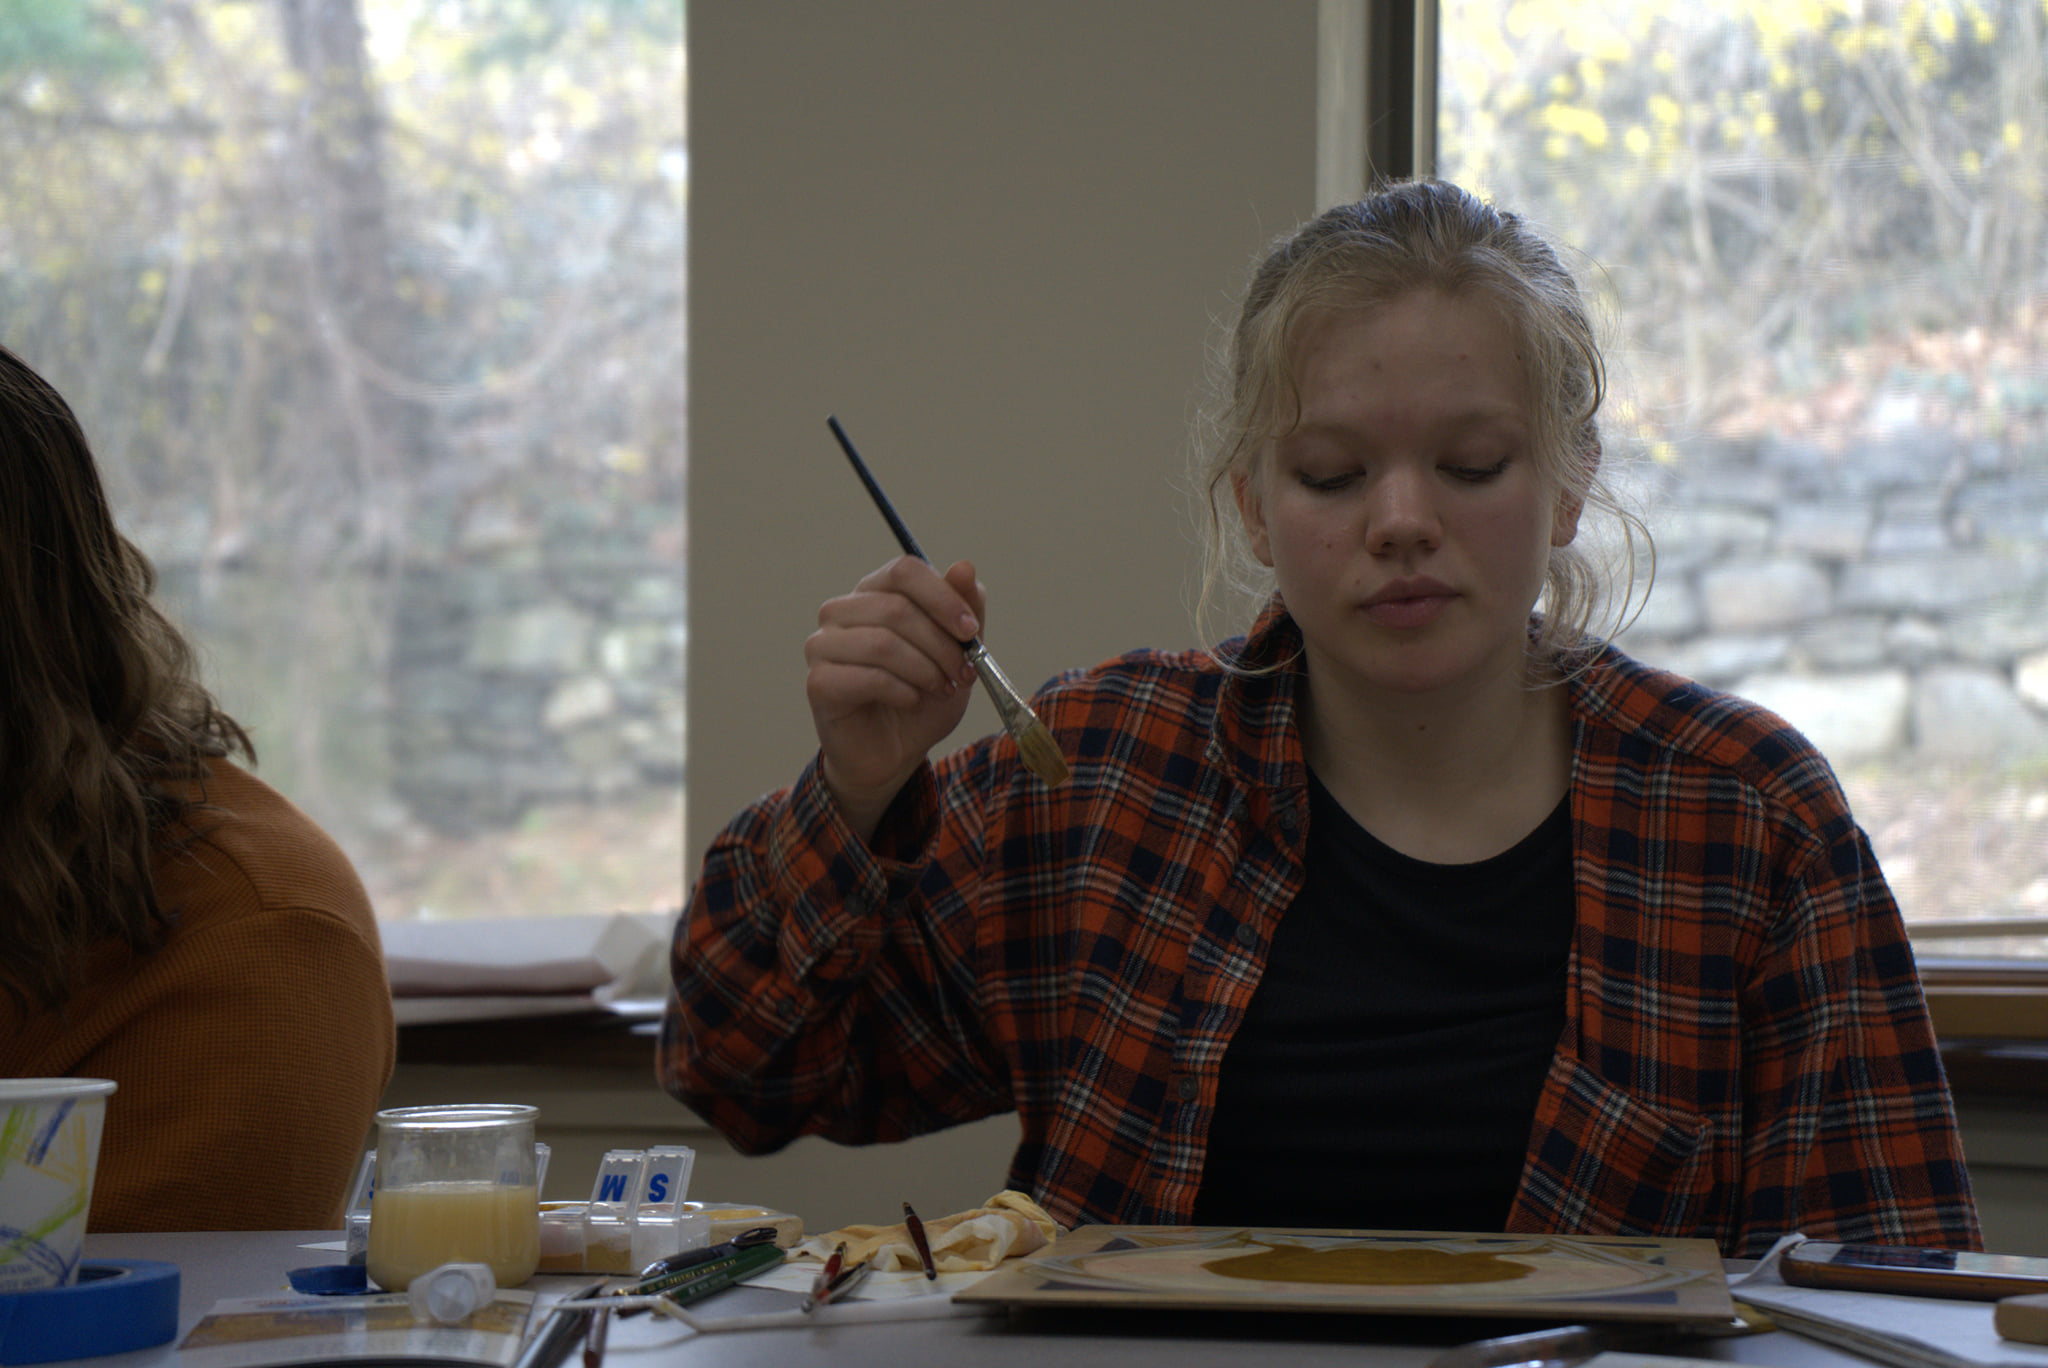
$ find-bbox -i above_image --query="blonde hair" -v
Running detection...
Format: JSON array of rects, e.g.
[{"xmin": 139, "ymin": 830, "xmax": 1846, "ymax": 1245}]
[{"xmin": 1193, "ymin": 179, "xmax": 1645, "ymax": 662}]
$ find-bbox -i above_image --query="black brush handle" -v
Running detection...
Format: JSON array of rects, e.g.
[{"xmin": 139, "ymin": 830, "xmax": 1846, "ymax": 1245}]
[{"xmin": 827, "ymin": 415, "xmax": 930, "ymax": 563}]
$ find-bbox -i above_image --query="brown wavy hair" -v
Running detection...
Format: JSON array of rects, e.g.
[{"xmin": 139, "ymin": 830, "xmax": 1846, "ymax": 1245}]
[{"xmin": 0, "ymin": 343, "xmax": 252, "ymax": 1011}]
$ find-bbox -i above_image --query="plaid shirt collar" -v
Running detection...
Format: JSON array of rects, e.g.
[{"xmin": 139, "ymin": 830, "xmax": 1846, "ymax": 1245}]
[{"xmin": 1204, "ymin": 597, "xmax": 1311, "ymax": 799}]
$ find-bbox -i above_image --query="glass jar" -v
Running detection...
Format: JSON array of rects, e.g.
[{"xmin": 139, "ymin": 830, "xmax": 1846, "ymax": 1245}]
[{"xmin": 366, "ymin": 1103, "xmax": 540, "ymax": 1292}]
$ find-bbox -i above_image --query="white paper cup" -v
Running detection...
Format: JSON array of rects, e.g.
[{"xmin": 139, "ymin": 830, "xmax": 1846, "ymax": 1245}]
[{"xmin": 0, "ymin": 1078, "xmax": 116, "ymax": 1292}]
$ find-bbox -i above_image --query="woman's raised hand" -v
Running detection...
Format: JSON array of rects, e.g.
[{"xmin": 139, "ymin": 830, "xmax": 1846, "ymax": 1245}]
[{"xmin": 805, "ymin": 555, "xmax": 986, "ymax": 841}]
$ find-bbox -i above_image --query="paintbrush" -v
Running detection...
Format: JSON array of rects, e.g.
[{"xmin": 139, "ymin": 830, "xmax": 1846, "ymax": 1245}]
[{"xmin": 825, "ymin": 415, "xmax": 1071, "ymax": 789}]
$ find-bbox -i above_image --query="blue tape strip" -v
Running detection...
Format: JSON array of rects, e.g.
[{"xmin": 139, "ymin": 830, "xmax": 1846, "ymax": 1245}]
[{"xmin": 0, "ymin": 1259, "xmax": 180, "ymax": 1364}]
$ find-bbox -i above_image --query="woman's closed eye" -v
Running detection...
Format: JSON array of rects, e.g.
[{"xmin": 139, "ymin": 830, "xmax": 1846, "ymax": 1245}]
[
  {"xmin": 1442, "ymin": 457, "xmax": 1511, "ymax": 483},
  {"xmin": 1292, "ymin": 453, "xmax": 1513, "ymax": 491}
]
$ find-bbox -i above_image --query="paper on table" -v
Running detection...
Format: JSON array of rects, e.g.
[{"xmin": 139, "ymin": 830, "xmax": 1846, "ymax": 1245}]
[
  {"xmin": 637, "ymin": 1191, "xmax": 1056, "ymax": 1336},
  {"xmin": 653, "ymin": 1264, "xmax": 1001, "ymax": 1335},
  {"xmin": 793, "ymin": 1190, "xmax": 1060, "ymax": 1274},
  {"xmin": 179, "ymin": 1289, "xmax": 536, "ymax": 1367},
  {"xmin": 1734, "ymin": 1237, "xmax": 2048, "ymax": 1368},
  {"xmin": 748, "ymin": 1263, "xmax": 989, "ymax": 1303}
]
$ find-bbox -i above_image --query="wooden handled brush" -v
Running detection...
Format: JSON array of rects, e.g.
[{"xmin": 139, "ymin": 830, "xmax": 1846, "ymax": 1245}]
[{"xmin": 825, "ymin": 415, "xmax": 1071, "ymax": 789}]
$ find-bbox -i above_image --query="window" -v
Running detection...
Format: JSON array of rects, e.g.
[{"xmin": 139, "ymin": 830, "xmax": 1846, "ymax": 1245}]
[
  {"xmin": 1437, "ymin": 0, "xmax": 2048, "ymax": 1003},
  {"xmin": 1, "ymin": 0, "xmax": 686, "ymax": 928}
]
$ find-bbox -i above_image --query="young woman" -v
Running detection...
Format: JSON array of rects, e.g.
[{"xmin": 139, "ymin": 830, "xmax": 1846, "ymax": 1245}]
[
  {"xmin": 662, "ymin": 180, "xmax": 1979, "ymax": 1257},
  {"xmin": 0, "ymin": 344, "xmax": 394, "ymax": 1231}
]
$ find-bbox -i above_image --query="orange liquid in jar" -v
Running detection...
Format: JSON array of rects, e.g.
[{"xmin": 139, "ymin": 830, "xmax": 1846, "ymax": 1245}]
[{"xmin": 367, "ymin": 1181, "xmax": 540, "ymax": 1291}]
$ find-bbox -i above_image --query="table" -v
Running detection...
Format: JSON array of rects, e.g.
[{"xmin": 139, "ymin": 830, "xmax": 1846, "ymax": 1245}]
[{"xmin": 75, "ymin": 1230, "xmax": 1874, "ymax": 1368}]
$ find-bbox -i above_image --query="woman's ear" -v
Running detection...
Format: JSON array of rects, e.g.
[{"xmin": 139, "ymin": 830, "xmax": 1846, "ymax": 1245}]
[
  {"xmin": 1551, "ymin": 437, "xmax": 1599, "ymax": 548},
  {"xmin": 1551, "ymin": 492, "xmax": 1585, "ymax": 548},
  {"xmin": 1232, "ymin": 466, "xmax": 1274, "ymax": 567}
]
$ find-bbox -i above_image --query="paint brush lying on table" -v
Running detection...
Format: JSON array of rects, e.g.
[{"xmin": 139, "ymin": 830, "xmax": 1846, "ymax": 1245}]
[{"xmin": 825, "ymin": 414, "xmax": 1071, "ymax": 789}]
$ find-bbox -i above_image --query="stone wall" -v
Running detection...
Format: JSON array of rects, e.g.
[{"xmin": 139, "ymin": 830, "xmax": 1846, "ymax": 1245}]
[
  {"xmin": 1608, "ymin": 422, "xmax": 2048, "ymax": 770},
  {"xmin": 388, "ymin": 515, "xmax": 685, "ymax": 836}
]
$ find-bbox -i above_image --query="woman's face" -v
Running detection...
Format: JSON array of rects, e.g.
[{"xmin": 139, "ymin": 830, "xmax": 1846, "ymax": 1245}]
[{"xmin": 1234, "ymin": 289, "xmax": 1581, "ymax": 704}]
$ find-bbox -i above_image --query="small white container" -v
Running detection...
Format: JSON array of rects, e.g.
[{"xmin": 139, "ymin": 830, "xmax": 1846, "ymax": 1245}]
[
  {"xmin": 0, "ymin": 1078, "xmax": 117, "ymax": 1293},
  {"xmin": 409, "ymin": 1261, "xmax": 497, "ymax": 1323}
]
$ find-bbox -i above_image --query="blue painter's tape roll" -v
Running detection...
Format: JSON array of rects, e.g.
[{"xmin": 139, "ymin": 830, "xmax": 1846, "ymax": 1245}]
[{"xmin": 0, "ymin": 1259, "xmax": 180, "ymax": 1363}]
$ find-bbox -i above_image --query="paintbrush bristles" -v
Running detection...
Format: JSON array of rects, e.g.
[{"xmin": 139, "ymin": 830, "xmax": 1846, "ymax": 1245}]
[
  {"xmin": 1013, "ymin": 717, "xmax": 1072, "ymax": 789},
  {"xmin": 966, "ymin": 644, "xmax": 1071, "ymax": 788}
]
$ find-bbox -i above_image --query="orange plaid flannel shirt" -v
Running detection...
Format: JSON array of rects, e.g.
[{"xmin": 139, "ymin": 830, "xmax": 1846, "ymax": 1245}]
[{"xmin": 662, "ymin": 603, "xmax": 1979, "ymax": 1256}]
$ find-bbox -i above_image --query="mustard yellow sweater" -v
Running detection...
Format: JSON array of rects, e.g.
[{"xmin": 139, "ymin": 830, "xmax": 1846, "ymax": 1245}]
[{"xmin": 1, "ymin": 757, "xmax": 395, "ymax": 1232}]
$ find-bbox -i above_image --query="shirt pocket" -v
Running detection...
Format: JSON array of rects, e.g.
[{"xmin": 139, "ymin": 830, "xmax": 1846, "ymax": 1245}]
[{"xmin": 1510, "ymin": 1053, "xmax": 1714, "ymax": 1240}]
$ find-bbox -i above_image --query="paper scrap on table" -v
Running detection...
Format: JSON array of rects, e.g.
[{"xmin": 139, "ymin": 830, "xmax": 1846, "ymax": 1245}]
[
  {"xmin": 793, "ymin": 1190, "xmax": 1061, "ymax": 1273},
  {"xmin": 746, "ymin": 1263, "xmax": 989, "ymax": 1302}
]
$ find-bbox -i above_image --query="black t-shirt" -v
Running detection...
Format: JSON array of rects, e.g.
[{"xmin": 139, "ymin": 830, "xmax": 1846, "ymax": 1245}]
[{"xmin": 1192, "ymin": 770, "xmax": 1574, "ymax": 1232}]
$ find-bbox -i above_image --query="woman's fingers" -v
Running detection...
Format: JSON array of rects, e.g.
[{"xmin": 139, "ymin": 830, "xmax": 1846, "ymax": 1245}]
[
  {"xmin": 812, "ymin": 557, "xmax": 981, "ymax": 692},
  {"xmin": 804, "ymin": 623, "xmax": 962, "ymax": 710},
  {"xmin": 802, "ymin": 556, "xmax": 995, "ymax": 834},
  {"xmin": 939, "ymin": 559, "xmax": 987, "ymax": 638},
  {"xmin": 853, "ymin": 555, "xmax": 981, "ymax": 641}
]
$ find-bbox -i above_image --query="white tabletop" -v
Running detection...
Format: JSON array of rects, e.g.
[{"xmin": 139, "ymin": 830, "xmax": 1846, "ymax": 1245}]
[{"xmin": 72, "ymin": 1230, "xmax": 1874, "ymax": 1368}]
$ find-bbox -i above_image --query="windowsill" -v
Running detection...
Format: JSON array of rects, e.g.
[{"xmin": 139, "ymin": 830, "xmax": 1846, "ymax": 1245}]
[
  {"xmin": 1925, "ymin": 986, "xmax": 2048, "ymax": 1042},
  {"xmin": 1922, "ymin": 961, "xmax": 2048, "ymax": 1043},
  {"xmin": 380, "ymin": 910, "xmax": 674, "ymax": 1058},
  {"xmin": 396, "ymin": 997, "xmax": 661, "ymax": 1071},
  {"xmin": 1937, "ymin": 1039, "xmax": 2048, "ymax": 1102},
  {"xmin": 1914, "ymin": 962, "xmax": 2048, "ymax": 1102}
]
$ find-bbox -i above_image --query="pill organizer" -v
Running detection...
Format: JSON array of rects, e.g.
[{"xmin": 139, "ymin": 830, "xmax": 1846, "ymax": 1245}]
[
  {"xmin": 347, "ymin": 1139, "xmax": 801, "ymax": 1276},
  {"xmin": 537, "ymin": 1143, "xmax": 801, "ymax": 1270}
]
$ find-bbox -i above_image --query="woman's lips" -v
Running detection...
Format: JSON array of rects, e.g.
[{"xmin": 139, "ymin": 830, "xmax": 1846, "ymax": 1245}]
[{"xmin": 1361, "ymin": 581, "xmax": 1455, "ymax": 628}]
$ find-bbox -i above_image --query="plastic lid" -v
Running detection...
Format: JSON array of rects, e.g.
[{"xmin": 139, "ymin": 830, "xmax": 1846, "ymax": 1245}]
[
  {"xmin": 408, "ymin": 1263, "xmax": 496, "ymax": 1324},
  {"xmin": 287, "ymin": 1264, "xmax": 369, "ymax": 1295}
]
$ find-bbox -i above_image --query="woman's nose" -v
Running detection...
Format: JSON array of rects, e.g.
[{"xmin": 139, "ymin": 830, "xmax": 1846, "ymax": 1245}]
[{"xmin": 1366, "ymin": 466, "xmax": 1442, "ymax": 553}]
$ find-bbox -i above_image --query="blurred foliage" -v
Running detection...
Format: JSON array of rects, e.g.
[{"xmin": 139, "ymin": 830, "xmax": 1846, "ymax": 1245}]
[
  {"xmin": 1442, "ymin": 0, "xmax": 2047, "ymax": 449},
  {"xmin": 0, "ymin": 0, "xmax": 684, "ymax": 904},
  {"xmin": 0, "ymin": 0, "xmax": 685, "ymax": 567}
]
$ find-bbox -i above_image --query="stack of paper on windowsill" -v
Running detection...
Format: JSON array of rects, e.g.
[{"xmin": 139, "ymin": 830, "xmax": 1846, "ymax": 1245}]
[
  {"xmin": 381, "ymin": 911, "xmax": 670, "ymax": 1025},
  {"xmin": 1735, "ymin": 1240, "xmax": 2048, "ymax": 1368}
]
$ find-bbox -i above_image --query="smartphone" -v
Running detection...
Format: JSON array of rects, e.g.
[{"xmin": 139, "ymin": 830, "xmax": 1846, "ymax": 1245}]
[{"xmin": 1781, "ymin": 1240, "xmax": 2048, "ymax": 1301}]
